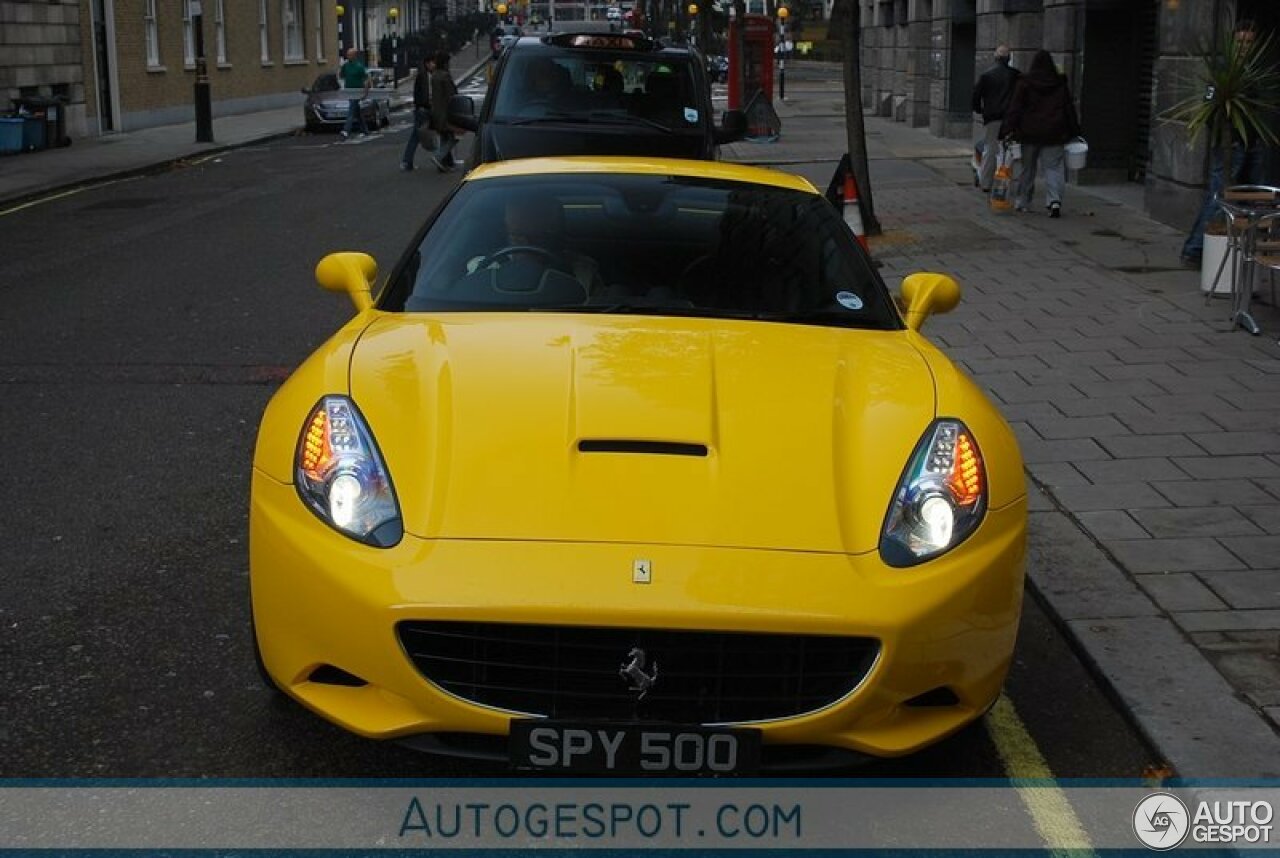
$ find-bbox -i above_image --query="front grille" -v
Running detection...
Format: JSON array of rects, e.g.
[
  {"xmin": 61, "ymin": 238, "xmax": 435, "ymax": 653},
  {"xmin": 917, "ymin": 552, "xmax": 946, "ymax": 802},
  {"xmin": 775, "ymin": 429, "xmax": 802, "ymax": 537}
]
[{"xmin": 397, "ymin": 621, "xmax": 879, "ymax": 724}]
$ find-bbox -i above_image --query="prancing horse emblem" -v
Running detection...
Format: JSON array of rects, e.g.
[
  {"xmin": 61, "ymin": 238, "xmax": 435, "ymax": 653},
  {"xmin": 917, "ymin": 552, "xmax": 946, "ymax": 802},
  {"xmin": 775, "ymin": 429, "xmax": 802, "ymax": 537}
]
[{"xmin": 619, "ymin": 647, "xmax": 658, "ymax": 700}]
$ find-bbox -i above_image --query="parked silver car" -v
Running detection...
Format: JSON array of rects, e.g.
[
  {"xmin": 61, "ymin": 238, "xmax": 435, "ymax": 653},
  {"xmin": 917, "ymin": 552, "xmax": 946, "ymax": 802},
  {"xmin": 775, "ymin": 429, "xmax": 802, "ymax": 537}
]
[{"xmin": 301, "ymin": 72, "xmax": 391, "ymax": 132}]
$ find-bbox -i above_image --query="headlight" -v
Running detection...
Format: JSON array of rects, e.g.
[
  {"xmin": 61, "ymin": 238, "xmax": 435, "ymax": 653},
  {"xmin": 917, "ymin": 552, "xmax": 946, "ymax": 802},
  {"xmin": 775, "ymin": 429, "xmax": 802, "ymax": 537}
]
[
  {"xmin": 880, "ymin": 420, "xmax": 986, "ymax": 566},
  {"xmin": 295, "ymin": 396, "xmax": 402, "ymax": 547}
]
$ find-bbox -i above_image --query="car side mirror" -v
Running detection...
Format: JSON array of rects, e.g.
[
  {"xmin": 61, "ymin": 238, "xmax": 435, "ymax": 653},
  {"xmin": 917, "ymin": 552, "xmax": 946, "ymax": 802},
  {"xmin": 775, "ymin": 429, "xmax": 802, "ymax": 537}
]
[
  {"xmin": 315, "ymin": 251, "xmax": 378, "ymax": 313},
  {"xmin": 448, "ymin": 95, "xmax": 479, "ymax": 133},
  {"xmin": 300, "ymin": 87, "xmax": 311, "ymax": 94},
  {"xmin": 715, "ymin": 109, "xmax": 747, "ymax": 144},
  {"xmin": 899, "ymin": 272, "xmax": 960, "ymax": 332}
]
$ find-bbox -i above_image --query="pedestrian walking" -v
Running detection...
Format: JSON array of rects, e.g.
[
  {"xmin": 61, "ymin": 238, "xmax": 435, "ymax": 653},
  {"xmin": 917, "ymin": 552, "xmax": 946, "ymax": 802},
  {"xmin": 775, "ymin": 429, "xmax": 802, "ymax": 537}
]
[
  {"xmin": 429, "ymin": 50, "xmax": 460, "ymax": 172},
  {"xmin": 1001, "ymin": 50, "xmax": 1080, "ymax": 218},
  {"xmin": 400, "ymin": 55, "xmax": 436, "ymax": 171},
  {"xmin": 339, "ymin": 47, "xmax": 370, "ymax": 139},
  {"xmin": 971, "ymin": 45, "xmax": 1020, "ymax": 193}
]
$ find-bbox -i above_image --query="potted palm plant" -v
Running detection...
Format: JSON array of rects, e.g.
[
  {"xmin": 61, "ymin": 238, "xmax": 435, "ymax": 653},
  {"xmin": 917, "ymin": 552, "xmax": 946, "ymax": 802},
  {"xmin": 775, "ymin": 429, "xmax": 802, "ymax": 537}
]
[{"xmin": 1164, "ymin": 13, "xmax": 1280, "ymax": 292}]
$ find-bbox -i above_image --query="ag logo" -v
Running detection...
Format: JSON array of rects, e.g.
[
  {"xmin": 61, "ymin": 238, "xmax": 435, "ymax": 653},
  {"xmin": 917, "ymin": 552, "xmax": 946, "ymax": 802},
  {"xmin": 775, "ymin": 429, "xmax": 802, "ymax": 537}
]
[{"xmin": 1133, "ymin": 792, "xmax": 1190, "ymax": 850}]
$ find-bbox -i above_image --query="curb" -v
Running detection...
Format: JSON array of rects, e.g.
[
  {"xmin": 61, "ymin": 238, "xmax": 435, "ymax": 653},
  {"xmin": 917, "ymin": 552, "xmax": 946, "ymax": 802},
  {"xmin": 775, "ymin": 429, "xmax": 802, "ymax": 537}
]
[{"xmin": 0, "ymin": 59, "xmax": 490, "ymax": 213}]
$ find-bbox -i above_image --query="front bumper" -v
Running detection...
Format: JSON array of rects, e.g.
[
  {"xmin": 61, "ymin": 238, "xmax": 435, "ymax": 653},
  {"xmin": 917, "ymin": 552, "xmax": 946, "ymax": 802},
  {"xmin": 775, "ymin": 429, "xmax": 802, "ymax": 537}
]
[{"xmin": 250, "ymin": 470, "xmax": 1025, "ymax": 758}]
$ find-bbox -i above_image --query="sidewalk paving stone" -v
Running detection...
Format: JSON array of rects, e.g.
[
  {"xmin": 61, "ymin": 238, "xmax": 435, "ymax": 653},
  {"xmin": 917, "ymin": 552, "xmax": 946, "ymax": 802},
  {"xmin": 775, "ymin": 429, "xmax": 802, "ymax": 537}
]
[
  {"xmin": 1130, "ymin": 507, "xmax": 1266, "ymax": 538},
  {"xmin": 1075, "ymin": 510, "xmax": 1149, "ymax": 540},
  {"xmin": 1221, "ymin": 536, "xmax": 1280, "ymax": 568},
  {"xmin": 1154, "ymin": 479, "xmax": 1280, "ymax": 507},
  {"xmin": 1104, "ymin": 537, "xmax": 1246, "ymax": 573},
  {"xmin": 1239, "ymin": 506, "xmax": 1280, "ymax": 533},
  {"xmin": 1173, "ymin": 456, "xmax": 1280, "ymax": 480},
  {"xmin": 1074, "ymin": 457, "xmax": 1192, "ymax": 484},
  {"xmin": 1050, "ymin": 482, "xmax": 1174, "ymax": 512},
  {"xmin": 1136, "ymin": 573, "xmax": 1230, "ymax": 613},
  {"xmin": 1096, "ymin": 434, "xmax": 1206, "ymax": 458},
  {"xmin": 1198, "ymin": 570, "xmax": 1280, "ymax": 610}
]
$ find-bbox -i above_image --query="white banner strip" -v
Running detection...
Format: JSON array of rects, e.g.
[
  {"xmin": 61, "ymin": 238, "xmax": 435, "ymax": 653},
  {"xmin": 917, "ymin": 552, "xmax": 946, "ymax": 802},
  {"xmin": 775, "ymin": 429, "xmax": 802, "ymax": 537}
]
[{"xmin": 1, "ymin": 785, "xmax": 1277, "ymax": 850}]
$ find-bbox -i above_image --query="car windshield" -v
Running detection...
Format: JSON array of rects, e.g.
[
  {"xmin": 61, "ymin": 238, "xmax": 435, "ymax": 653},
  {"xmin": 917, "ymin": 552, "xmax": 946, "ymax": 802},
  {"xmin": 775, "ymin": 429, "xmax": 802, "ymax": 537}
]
[
  {"xmin": 491, "ymin": 52, "xmax": 700, "ymax": 131},
  {"xmin": 382, "ymin": 173, "xmax": 900, "ymax": 330}
]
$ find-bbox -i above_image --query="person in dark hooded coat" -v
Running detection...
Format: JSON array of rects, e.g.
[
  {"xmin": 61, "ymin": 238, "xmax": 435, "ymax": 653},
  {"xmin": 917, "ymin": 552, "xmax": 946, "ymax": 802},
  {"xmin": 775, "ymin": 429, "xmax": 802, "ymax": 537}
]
[{"xmin": 1001, "ymin": 50, "xmax": 1080, "ymax": 218}]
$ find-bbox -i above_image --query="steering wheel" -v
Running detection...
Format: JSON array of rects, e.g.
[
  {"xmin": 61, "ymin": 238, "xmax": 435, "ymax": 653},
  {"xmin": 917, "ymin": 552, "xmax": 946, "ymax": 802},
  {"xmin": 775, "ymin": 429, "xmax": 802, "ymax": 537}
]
[{"xmin": 474, "ymin": 245, "xmax": 565, "ymax": 270}]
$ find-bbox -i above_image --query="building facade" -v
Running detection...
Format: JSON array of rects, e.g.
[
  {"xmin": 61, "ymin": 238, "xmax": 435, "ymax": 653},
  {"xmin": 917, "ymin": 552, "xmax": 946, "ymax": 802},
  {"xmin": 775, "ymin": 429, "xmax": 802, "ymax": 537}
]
[
  {"xmin": 4, "ymin": 0, "xmax": 344, "ymax": 138},
  {"xmin": 856, "ymin": 0, "xmax": 1279, "ymax": 229},
  {"xmin": 1, "ymin": 0, "xmax": 86, "ymax": 136}
]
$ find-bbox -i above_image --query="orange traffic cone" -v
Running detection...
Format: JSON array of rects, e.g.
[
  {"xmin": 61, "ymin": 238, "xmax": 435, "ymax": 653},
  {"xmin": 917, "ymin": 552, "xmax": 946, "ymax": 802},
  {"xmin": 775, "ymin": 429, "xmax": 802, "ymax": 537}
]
[{"xmin": 843, "ymin": 171, "xmax": 869, "ymax": 253}]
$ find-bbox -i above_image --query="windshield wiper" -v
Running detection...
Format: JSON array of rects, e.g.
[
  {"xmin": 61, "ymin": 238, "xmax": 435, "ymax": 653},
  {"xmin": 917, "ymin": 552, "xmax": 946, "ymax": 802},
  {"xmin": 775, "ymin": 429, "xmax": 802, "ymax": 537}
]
[
  {"xmin": 584, "ymin": 112, "xmax": 677, "ymax": 134},
  {"xmin": 525, "ymin": 305, "xmax": 884, "ymax": 328},
  {"xmin": 504, "ymin": 112, "xmax": 590, "ymax": 126}
]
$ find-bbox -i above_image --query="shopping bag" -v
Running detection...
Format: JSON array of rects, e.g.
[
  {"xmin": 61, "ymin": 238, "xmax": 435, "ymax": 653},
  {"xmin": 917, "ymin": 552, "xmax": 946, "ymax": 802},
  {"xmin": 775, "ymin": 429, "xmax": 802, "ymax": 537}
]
[{"xmin": 989, "ymin": 142, "xmax": 1014, "ymax": 214}]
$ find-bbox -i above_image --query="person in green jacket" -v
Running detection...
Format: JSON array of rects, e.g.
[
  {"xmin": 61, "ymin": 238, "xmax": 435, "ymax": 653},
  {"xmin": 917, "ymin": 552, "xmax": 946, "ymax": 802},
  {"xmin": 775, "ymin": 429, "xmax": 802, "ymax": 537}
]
[{"xmin": 339, "ymin": 48, "xmax": 370, "ymax": 139}]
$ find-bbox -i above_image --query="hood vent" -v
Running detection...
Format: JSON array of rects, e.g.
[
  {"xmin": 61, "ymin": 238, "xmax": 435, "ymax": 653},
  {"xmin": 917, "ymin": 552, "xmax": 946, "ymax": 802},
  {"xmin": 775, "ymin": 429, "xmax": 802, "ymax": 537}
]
[{"xmin": 578, "ymin": 440, "xmax": 708, "ymax": 457}]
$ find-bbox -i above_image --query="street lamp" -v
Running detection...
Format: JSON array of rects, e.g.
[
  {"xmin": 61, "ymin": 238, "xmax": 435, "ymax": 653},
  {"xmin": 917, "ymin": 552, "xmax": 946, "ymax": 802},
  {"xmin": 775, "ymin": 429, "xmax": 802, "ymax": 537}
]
[
  {"xmin": 192, "ymin": 0, "xmax": 212, "ymax": 141},
  {"xmin": 388, "ymin": 8, "xmax": 398, "ymax": 76},
  {"xmin": 776, "ymin": 4, "xmax": 789, "ymax": 100}
]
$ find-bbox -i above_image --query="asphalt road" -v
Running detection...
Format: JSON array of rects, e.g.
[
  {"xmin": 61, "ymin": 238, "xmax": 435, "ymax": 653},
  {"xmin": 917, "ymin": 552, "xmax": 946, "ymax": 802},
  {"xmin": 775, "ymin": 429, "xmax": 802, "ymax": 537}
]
[{"xmin": 0, "ymin": 112, "xmax": 1162, "ymax": 780}]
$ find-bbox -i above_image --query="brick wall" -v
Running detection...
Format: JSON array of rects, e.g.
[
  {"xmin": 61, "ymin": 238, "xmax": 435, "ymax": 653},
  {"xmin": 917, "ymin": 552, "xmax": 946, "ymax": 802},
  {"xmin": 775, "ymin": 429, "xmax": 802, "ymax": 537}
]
[{"xmin": 76, "ymin": 0, "xmax": 337, "ymax": 133}]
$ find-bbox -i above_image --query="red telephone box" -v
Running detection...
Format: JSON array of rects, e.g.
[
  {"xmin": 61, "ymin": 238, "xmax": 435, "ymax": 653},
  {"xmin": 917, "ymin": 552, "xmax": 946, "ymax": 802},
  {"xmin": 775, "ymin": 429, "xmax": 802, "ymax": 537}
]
[{"xmin": 727, "ymin": 14, "xmax": 774, "ymax": 110}]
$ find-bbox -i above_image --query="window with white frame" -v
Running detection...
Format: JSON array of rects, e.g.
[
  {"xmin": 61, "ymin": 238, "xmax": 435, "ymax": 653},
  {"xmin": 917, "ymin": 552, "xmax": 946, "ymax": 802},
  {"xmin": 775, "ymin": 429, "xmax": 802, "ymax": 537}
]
[
  {"xmin": 313, "ymin": 0, "xmax": 325, "ymax": 60},
  {"xmin": 215, "ymin": 0, "xmax": 227, "ymax": 62},
  {"xmin": 283, "ymin": 0, "xmax": 304, "ymax": 60},
  {"xmin": 259, "ymin": 0, "xmax": 270, "ymax": 61},
  {"xmin": 182, "ymin": 0, "xmax": 194, "ymax": 65},
  {"xmin": 144, "ymin": 0, "xmax": 160, "ymax": 65}
]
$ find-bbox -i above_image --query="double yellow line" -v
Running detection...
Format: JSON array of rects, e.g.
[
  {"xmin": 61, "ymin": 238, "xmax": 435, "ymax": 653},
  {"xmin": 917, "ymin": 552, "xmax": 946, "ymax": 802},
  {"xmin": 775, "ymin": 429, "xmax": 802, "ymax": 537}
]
[{"xmin": 987, "ymin": 694, "xmax": 1096, "ymax": 856}]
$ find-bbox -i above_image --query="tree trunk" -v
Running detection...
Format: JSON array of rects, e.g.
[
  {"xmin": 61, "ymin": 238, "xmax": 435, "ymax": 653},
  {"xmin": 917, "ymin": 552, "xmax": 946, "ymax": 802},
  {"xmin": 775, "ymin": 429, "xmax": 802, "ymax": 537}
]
[{"xmin": 840, "ymin": 0, "xmax": 879, "ymax": 234}]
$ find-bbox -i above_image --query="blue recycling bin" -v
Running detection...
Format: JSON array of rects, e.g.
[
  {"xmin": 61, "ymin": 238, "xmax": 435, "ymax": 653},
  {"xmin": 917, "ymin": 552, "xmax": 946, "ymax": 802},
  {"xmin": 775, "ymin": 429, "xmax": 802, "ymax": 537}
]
[{"xmin": 0, "ymin": 117, "xmax": 23, "ymax": 153}]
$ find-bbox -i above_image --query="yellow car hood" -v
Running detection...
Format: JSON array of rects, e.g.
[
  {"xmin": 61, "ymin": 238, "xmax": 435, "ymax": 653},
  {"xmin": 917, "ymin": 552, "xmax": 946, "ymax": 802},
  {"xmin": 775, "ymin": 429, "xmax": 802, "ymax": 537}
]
[{"xmin": 350, "ymin": 313, "xmax": 936, "ymax": 554}]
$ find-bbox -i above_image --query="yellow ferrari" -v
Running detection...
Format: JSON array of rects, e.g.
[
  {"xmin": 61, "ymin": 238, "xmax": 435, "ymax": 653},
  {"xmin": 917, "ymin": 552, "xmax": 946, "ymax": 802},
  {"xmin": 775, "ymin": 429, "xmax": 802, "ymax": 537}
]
[{"xmin": 250, "ymin": 157, "xmax": 1026, "ymax": 774}]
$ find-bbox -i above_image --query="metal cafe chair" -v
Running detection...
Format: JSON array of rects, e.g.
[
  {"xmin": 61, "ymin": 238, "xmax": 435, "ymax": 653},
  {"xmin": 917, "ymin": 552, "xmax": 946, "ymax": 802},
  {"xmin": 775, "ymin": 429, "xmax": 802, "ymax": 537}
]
[
  {"xmin": 1252, "ymin": 209, "xmax": 1280, "ymax": 327},
  {"xmin": 1209, "ymin": 185, "xmax": 1280, "ymax": 335}
]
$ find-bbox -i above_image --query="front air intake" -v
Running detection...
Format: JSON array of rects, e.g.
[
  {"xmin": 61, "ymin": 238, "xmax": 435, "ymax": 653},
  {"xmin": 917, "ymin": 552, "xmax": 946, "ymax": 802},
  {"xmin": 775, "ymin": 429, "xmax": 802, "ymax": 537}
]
[{"xmin": 398, "ymin": 621, "xmax": 880, "ymax": 723}]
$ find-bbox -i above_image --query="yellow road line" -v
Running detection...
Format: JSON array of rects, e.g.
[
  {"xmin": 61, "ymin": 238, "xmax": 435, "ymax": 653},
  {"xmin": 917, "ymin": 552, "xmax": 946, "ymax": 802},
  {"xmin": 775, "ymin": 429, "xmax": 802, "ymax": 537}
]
[
  {"xmin": 987, "ymin": 693, "xmax": 1096, "ymax": 856},
  {"xmin": 0, "ymin": 183, "xmax": 99, "ymax": 217}
]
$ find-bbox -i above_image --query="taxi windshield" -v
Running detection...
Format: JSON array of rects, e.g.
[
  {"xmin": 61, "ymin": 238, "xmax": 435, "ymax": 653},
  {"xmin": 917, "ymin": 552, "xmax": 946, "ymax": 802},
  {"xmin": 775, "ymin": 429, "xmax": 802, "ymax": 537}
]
[{"xmin": 491, "ymin": 52, "xmax": 700, "ymax": 131}]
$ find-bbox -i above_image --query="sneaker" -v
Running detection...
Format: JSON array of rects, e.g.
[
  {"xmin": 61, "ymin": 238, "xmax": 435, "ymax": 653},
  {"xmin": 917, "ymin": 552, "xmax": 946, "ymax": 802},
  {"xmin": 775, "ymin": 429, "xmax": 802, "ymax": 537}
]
[
  {"xmin": 1048, "ymin": 202, "xmax": 1061, "ymax": 218},
  {"xmin": 339, "ymin": 130, "xmax": 349, "ymax": 140},
  {"xmin": 1014, "ymin": 203, "xmax": 1029, "ymax": 212},
  {"xmin": 399, "ymin": 162, "xmax": 413, "ymax": 172},
  {"xmin": 1180, "ymin": 254, "xmax": 1201, "ymax": 269}
]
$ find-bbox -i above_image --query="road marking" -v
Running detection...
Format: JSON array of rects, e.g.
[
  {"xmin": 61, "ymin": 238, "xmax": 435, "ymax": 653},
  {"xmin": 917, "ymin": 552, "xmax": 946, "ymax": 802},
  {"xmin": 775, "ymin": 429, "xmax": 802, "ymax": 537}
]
[
  {"xmin": 987, "ymin": 694, "xmax": 1096, "ymax": 856},
  {"xmin": 0, "ymin": 176, "xmax": 139, "ymax": 217}
]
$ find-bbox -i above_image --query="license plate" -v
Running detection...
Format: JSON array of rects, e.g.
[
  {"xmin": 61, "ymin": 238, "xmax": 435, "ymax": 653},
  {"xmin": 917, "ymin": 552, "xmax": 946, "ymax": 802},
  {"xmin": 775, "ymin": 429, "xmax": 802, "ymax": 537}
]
[{"xmin": 509, "ymin": 722, "xmax": 761, "ymax": 775}]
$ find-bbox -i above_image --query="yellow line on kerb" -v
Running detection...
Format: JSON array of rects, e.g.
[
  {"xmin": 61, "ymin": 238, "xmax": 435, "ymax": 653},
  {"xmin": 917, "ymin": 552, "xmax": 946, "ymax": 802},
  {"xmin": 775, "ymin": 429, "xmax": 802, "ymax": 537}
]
[{"xmin": 987, "ymin": 694, "xmax": 1096, "ymax": 856}]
